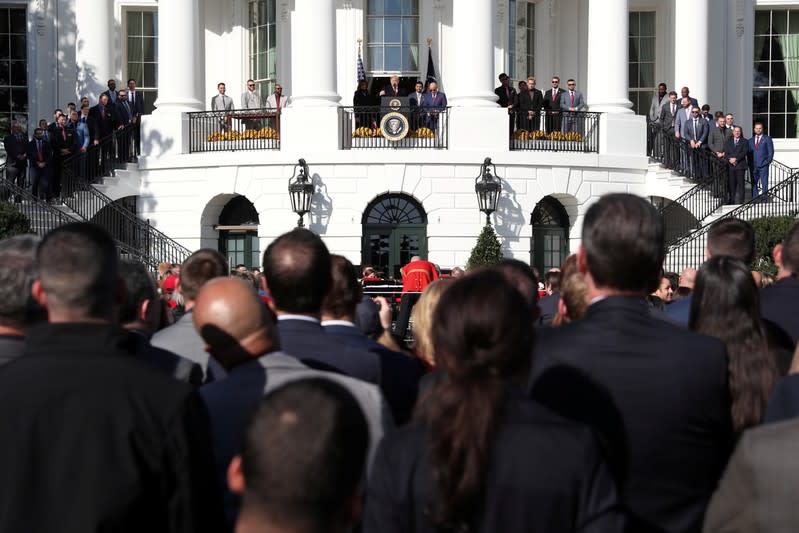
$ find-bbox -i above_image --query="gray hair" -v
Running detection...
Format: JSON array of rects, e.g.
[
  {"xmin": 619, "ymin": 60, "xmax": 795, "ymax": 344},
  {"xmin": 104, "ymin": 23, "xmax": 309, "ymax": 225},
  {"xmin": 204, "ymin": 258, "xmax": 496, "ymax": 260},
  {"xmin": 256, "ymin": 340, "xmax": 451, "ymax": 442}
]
[{"xmin": 0, "ymin": 234, "xmax": 44, "ymax": 328}]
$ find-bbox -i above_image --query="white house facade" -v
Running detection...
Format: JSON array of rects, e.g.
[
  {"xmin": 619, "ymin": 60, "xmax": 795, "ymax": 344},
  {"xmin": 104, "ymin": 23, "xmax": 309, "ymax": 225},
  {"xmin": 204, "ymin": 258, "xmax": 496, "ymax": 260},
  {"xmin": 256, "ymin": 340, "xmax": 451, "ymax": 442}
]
[{"xmin": 6, "ymin": 0, "xmax": 798, "ymax": 274}]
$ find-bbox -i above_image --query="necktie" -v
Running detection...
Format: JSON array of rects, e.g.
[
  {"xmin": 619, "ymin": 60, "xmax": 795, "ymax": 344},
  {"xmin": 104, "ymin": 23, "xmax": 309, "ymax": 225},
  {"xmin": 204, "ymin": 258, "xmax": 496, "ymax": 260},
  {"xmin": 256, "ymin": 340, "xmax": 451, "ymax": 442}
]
[
  {"xmin": 552, "ymin": 91, "xmax": 557, "ymax": 102},
  {"xmin": 130, "ymin": 92, "xmax": 135, "ymax": 106},
  {"xmin": 693, "ymin": 119, "xmax": 698, "ymax": 140},
  {"xmin": 671, "ymin": 104, "xmax": 675, "ymax": 114},
  {"xmin": 755, "ymin": 136, "xmax": 760, "ymax": 149},
  {"xmin": 506, "ymin": 87, "xmax": 510, "ymax": 99},
  {"xmin": 37, "ymin": 141, "xmax": 43, "ymax": 160},
  {"xmin": 735, "ymin": 139, "xmax": 738, "ymax": 146},
  {"xmin": 570, "ymin": 91, "xmax": 574, "ymax": 105}
]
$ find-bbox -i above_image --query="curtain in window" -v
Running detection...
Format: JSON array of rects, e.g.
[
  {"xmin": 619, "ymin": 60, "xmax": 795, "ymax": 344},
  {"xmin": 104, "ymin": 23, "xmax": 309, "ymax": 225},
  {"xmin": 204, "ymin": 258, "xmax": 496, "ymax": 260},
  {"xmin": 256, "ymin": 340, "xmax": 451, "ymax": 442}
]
[{"xmin": 779, "ymin": 33, "xmax": 799, "ymax": 137}]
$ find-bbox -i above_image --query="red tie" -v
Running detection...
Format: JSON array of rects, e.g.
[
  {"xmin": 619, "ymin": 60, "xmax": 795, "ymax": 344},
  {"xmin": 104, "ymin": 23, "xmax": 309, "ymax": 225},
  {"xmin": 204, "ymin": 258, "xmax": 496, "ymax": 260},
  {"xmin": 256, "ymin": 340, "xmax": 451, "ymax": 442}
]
[
  {"xmin": 552, "ymin": 91, "xmax": 557, "ymax": 102},
  {"xmin": 37, "ymin": 141, "xmax": 43, "ymax": 161},
  {"xmin": 755, "ymin": 136, "xmax": 760, "ymax": 150}
]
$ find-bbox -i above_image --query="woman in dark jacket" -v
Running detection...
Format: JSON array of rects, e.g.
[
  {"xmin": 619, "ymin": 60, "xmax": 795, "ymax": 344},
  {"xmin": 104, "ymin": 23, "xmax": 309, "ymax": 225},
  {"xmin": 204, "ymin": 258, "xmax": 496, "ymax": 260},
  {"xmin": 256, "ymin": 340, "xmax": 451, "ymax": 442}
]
[{"xmin": 363, "ymin": 269, "xmax": 624, "ymax": 533}]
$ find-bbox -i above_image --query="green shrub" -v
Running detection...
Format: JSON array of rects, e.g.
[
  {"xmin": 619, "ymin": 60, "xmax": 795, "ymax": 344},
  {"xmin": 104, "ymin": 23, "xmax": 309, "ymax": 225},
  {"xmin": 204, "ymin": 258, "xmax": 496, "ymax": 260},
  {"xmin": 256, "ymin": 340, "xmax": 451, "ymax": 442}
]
[
  {"xmin": 750, "ymin": 215, "xmax": 797, "ymax": 273},
  {"xmin": 0, "ymin": 202, "xmax": 31, "ymax": 239},
  {"xmin": 467, "ymin": 223, "xmax": 503, "ymax": 270}
]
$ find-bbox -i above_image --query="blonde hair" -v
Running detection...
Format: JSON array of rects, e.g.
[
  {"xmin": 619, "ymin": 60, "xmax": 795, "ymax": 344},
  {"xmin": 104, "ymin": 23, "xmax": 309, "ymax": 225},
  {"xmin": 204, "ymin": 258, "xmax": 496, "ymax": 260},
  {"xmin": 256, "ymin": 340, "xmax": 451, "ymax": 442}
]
[{"xmin": 411, "ymin": 280, "xmax": 452, "ymax": 367}]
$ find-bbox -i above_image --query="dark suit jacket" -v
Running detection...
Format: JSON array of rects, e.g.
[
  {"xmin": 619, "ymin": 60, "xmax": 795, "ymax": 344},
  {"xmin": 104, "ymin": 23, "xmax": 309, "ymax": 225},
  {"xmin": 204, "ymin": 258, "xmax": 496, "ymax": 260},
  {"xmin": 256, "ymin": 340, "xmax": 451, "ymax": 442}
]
[
  {"xmin": 703, "ymin": 417, "xmax": 799, "ymax": 532},
  {"xmin": 0, "ymin": 334, "xmax": 24, "ymax": 367},
  {"xmin": 127, "ymin": 91, "xmax": 144, "ymax": 116},
  {"xmin": 323, "ymin": 323, "xmax": 424, "ymax": 424},
  {"xmin": 88, "ymin": 103, "xmax": 117, "ymax": 140},
  {"xmin": 363, "ymin": 388, "xmax": 625, "ymax": 533},
  {"xmin": 494, "ymin": 85, "xmax": 518, "ymax": 108},
  {"xmin": 0, "ymin": 322, "xmax": 224, "ymax": 533},
  {"xmin": 748, "ymin": 134, "xmax": 774, "ymax": 171},
  {"xmin": 277, "ymin": 317, "xmax": 381, "ymax": 384},
  {"xmin": 50, "ymin": 126, "xmax": 78, "ymax": 159},
  {"xmin": 542, "ymin": 88, "xmax": 564, "ymax": 111},
  {"xmin": 381, "ymin": 85, "xmax": 407, "ymax": 97},
  {"xmin": 518, "ymin": 88, "xmax": 543, "ymax": 113},
  {"xmin": 114, "ymin": 100, "xmax": 134, "ymax": 126},
  {"xmin": 660, "ymin": 101, "xmax": 678, "ymax": 132},
  {"xmin": 723, "ymin": 136, "xmax": 748, "ymax": 168},
  {"xmin": 529, "ymin": 296, "xmax": 733, "ymax": 533},
  {"xmin": 760, "ymin": 277, "xmax": 799, "ymax": 347},
  {"xmin": 26, "ymin": 138, "xmax": 53, "ymax": 166},
  {"xmin": 765, "ymin": 373, "xmax": 799, "ymax": 423},
  {"xmin": 3, "ymin": 132, "xmax": 28, "ymax": 169}
]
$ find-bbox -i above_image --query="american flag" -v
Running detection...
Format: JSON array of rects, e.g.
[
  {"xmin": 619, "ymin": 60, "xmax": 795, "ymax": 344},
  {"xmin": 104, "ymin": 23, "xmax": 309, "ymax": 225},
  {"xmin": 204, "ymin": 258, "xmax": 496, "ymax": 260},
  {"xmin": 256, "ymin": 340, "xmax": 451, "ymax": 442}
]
[{"xmin": 357, "ymin": 45, "xmax": 366, "ymax": 82}]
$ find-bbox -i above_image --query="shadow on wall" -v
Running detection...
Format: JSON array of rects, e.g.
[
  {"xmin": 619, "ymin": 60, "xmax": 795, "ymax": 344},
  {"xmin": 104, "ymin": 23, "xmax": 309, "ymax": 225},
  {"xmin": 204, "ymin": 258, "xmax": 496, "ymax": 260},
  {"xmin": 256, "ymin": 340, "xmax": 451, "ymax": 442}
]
[
  {"xmin": 309, "ymin": 173, "xmax": 332, "ymax": 235},
  {"xmin": 494, "ymin": 178, "xmax": 527, "ymax": 238}
]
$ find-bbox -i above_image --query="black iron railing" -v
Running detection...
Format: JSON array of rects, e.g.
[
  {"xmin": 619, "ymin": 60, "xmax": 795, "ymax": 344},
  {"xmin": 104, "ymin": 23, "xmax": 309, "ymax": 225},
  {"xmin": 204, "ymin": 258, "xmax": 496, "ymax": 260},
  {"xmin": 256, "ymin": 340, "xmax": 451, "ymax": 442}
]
[
  {"xmin": 663, "ymin": 164, "xmax": 799, "ymax": 271},
  {"xmin": 340, "ymin": 106, "xmax": 449, "ymax": 149},
  {"xmin": 59, "ymin": 129, "xmax": 192, "ymax": 269},
  {"xmin": 0, "ymin": 163, "xmax": 82, "ymax": 233},
  {"xmin": 187, "ymin": 108, "xmax": 280, "ymax": 153},
  {"xmin": 509, "ymin": 110, "xmax": 600, "ymax": 152}
]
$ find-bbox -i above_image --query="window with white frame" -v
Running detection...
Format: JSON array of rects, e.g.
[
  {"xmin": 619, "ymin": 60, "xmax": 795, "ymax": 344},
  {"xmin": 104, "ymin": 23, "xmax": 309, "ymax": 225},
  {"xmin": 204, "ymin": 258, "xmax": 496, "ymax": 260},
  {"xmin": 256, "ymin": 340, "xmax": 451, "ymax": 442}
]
[
  {"xmin": 754, "ymin": 9, "xmax": 799, "ymax": 138},
  {"xmin": 0, "ymin": 7, "xmax": 27, "ymax": 135},
  {"xmin": 248, "ymin": 0, "xmax": 277, "ymax": 98},
  {"xmin": 126, "ymin": 10, "xmax": 158, "ymax": 114},
  {"xmin": 628, "ymin": 11, "xmax": 655, "ymax": 116},
  {"xmin": 366, "ymin": 0, "xmax": 420, "ymax": 75},
  {"xmin": 509, "ymin": 2, "xmax": 535, "ymax": 83}
]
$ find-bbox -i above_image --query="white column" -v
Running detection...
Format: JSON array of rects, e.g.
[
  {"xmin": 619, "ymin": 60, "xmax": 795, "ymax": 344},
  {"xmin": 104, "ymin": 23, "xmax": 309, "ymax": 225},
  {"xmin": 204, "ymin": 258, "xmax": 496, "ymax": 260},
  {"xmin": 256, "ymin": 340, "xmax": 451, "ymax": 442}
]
[
  {"xmin": 153, "ymin": 0, "xmax": 203, "ymax": 113},
  {"xmin": 290, "ymin": 0, "xmax": 340, "ymax": 106},
  {"xmin": 586, "ymin": 0, "xmax": 632, "ymax": 113},
  {"xmin": 75, "ymin": 0, "xmax": 112, "ymax": 103},
  {"xmin": 674, "ymin": 0, "xmax": 709, "ymax": 106},
  {"xmin": 447, "ymin": 0, "xmax": 497, "ymax": 106}
]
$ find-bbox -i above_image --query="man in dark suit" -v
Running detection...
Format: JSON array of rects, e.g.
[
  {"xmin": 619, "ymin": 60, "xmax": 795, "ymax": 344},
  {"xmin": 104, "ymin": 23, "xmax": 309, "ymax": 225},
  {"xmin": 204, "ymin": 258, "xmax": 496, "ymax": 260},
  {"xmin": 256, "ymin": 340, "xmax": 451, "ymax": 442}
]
[
  {"xmin": 517, "ymin": 76, "xmax": 544, "ymax": 131},
  {"xmin": 379, "ymin": 74, "xmax": 407, "ymax": 97},
  {"xmin": 0, "ymin": 222, "xmax": 224, "ymax": 532},
  {"xmin": 119, "ymin": 260, "xmax": 203, "ymax": 386},
  {"xmin": 748, "ymin": 121, "xmax": 774, "ymax": 201},
  {"xmin": 529, "ymin": 193, "xmax": 733, "ymax": 533},
  {"xmin": 495, "ymin": 72, "xmax": 517, "ymax": 135},
  {"xmin": 26, "ymin": 128, "xmax": 52, "ymax": 200},
  {"xmin": 321, "ymin": 254, "xmax": 424, "ymax": 424},
  {"xmin": 542, "ymin": 75, "xmax": 564, "ymax": 133},
  {"xmin": 723, "ymin": 126, "xmax": 748, "ymax": 204},
  {"xmin": 49, "ymin": 113, "xmax": 77, "ymax": 201},
  {"xmin": 681, "ymin": 106, "xmax": 710, "ymax": 179},
  {"xmin": 195, "ymin": 277, "xmax": 391, "ymax": 532},
  {"xmin": 103, "ymin": 78, "xmax": 118, "ymax": 108},
  {"xmin": 127, "ymin": 78, "xmax": 144, "ymax": 156},
  {"xmin": 659, "ymin": 91, "xmax": 679, "ymax": 168},
  {"xmin": 421, "ymin": 80, "xmax": 447, "ymax": 131},
  {"xmin": 760, "ymin": 221, "xmax": 799, "ymax": 352},
  {"xmin": 89, "ymin": 92, "xmax": 118, "ymax": 177},
  {"xmin": 262, "ymin": 228, "xmax": 383, "ymax": 385},
  {"xmin": 536, "ymin": 269, "xmax": 561, "ymax": 327},
  {"xmin": 114, "ymin": 89, "xmax": 134, "ymax": 163},
  {"xmin": 3, "ymin": 120, "xmax": 28, "ymax": 201},
  {"xmin": 703, "ymin": 417, "xmax": 799, "ymax": 532},
  {"xmin": 151, "ymin": 248, "xmax": 230, "ymax": 383}
]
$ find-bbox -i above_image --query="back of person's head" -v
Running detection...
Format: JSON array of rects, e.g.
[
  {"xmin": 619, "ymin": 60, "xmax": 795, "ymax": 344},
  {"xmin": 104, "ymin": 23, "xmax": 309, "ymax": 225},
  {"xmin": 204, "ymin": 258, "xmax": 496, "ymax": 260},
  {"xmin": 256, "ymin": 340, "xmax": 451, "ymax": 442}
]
[
  {"xmin": 178, "ymin": 249, "xmax": 229, "ymax": 302},
  {"xmin": 779, "ymin": 221, "xmax": 799, "ymax": 274},
  {"xmin": 0, "ymin": 234, "xmax": 44, "ymax": 329},
  {"xmin": 231, "ymin": 269, "xmax": 260, "ymax": 292},
  {"xmin": 581, "ymin": 193, "xmax": 664, "ymax": 293},
  {"xmin": 425, "ymin": 269, "xmax": 534, "ymax": 530},
  {"xmin": 322, "ymin": 255, "xmax": 361, "ymax": 319},
  {"xmin": 231, "ymin": 378, "xmax": 368, "ymax": 533},
  {"xmin": 410, "ymin": 279, "xmax": 452, "ymax": 367},
  {"xmin": 689, "ymin": 256, "xmax": 776, "ymax": 433},
  {"xmin": 545, "ymin": 270, "xmax": 562, "ymax": 292},
  {"xmin": 193, "ymin": 277, "xmax": 277, "ymax": 369},
  {"xmin": 263, "ymin": 229, "xmax": 332, "ymax": 314},
  {"xmin": 36, "ymin": 223, "xmax": 119, "ymax": 320},
  {"xmin": 492, "ymin": 258, "xmax": 538, "ymax": 307},
  {"xmin": 118, "ymin": 259, "xmax": 159, "ymax": 330},
  {"xmin": 552, "ymin": 271, "xmax": 589, "ymax": 326},
  {"xmin": 706, "ymin": 218, "xmax": 755, "ymax": 264}
]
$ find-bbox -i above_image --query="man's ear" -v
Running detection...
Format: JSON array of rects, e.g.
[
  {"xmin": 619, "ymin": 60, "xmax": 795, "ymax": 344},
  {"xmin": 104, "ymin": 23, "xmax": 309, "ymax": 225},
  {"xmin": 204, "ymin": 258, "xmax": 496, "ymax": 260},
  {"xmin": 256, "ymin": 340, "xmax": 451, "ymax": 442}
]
[
  {"xmin": 227, "ymin": 455, "xmax": 245, "ymax": 495},
  {"xmin": 576, "ymin": 245, "xmax": 588, "ymax": 275},
  {"xmin": 139, "ymin": 298, "xmax": 150, "ymax": 323},
  {"xmin": 773, "ymin": 243, "xmax": 784, "ymax": 268},
  {"xmin": 31, "ymin": 279, "xmax": 47, "ymax": 308}
]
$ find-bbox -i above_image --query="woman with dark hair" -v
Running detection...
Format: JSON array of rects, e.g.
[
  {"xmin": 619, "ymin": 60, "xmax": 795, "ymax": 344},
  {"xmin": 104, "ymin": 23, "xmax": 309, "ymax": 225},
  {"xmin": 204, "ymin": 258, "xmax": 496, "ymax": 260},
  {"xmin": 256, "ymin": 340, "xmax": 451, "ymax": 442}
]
[
  {"xmin": 364, "ymin": 269, "xmax": 623, "ymax": 533},
  {"xmin": 689, "ymin": 256, "xmax": 778, "ymax": 434}
]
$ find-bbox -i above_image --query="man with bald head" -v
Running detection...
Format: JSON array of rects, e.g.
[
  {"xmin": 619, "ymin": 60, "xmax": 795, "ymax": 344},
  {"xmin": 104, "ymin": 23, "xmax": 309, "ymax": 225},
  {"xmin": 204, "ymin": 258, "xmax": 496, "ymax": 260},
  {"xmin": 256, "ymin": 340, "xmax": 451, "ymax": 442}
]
[{"xmin": 196, "ymin": 277, "xmax": 391, "ymax": 531}]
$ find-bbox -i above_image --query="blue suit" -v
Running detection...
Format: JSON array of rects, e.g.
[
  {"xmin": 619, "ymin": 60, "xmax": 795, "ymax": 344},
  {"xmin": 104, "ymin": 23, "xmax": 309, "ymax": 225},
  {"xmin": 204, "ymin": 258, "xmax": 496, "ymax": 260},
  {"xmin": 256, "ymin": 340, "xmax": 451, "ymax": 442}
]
[
  {"xmin": 421, "ymin": 90, "xmax": 447, "ymax": 130},
  {"xmin": 748, "ymin": 133, "xmax": 774, "ymax": 199}
]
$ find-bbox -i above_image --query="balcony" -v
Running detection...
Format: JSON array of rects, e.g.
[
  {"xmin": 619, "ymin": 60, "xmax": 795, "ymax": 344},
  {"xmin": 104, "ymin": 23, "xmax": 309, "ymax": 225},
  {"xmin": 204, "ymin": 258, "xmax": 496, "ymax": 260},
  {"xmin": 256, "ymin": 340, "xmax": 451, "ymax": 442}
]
[
  {"xmin": 187, "ymin": 108, "xmax": 281, "ymax": 153},
  {"xmin": 508, "ymin": 110, "xmax": 601, "ymax": 153},
  {"xmin": 339, "ymin": 106, "xmax": 449, "ymax": 149}
]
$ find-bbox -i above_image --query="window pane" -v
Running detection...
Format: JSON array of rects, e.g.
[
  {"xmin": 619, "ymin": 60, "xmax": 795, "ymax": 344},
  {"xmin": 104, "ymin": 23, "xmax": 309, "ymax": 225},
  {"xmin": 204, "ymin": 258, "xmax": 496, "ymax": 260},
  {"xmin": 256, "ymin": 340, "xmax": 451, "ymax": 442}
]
[
  {"xmin": 640, "ymin": 12, "xmax": 655, "ymax": 36},
  {"xmin": 773, "ymin": 11, "xmax": 788, "ymax": 34},
  {"xmin": 404, "ymin": 45, "xmax": 418, "ymax": 71},
  {"xmin": 368, "ymin": 0, "xmax": 383, "ymax": 14},
  {"xmin": 142, "ymin": 12, "xmax": 155, "ymax": 36},
  {"xmin": 385, "ymin": 18, "xmax": 401, "ymax": 42},
  {"xmin": 0, "ymin": 10, "xmax": 8, "ymax": 34},
  {"xmin": 128, "ymin": 63, "xmax": 143, "ymax": 84},
  {"xmin": 753, "ymin": 90, "xmax": 769, "ymax": 113},
  {"xmin": 385, "ymin": 45, "xmax": 401, "ymax": 71},
  {"xmin": 755, "ymin": 11, "xmax": 770, "ymax": 35},
  {"xmin": 628, "ymin": 12, "xmax": 639, "ymax": 36},
  {"xmin": 0, "ymin": 62, "xmax": 7, "ymax": 86},
  {"xmin": 9, "ymin": 60, "xmax": 25, "ymax": 85},
  {"xmin": 144, "ymin": 63, "xmax": 157, "ymax": 87},
  {"xmin": 629, "ymin": 37, "xmax": 639, "ymax": 62},
  {"xmin": 402, "ymin": 18, "xmax": 417, "ymax": 43},
  {"xmin": 142, "ymin": 37, "xmax": 156, "ymax": 62},
  {"xmin": 639, "ymin": 37, "xmax": 655, "ymax": 62},
  {"xmin": 9, "ymin": 9, "xmax": 24, "ymax": 34},
  {"xmin": 368, "ymin": 17, "xmax": 383, "ymax": 42},
  {"xmin": 367, "ymin": 45, "xmax": 383, "ymax": 71},
  {"xmin": 385, "ymin": 0, "xmax": 401, "ymax": 16},
  {"xmin": 791, "ymin": 12, "xmax": 799, "ymax": 34},
  {"xmin": 10, "ymin": 34, "xmax": 24, "ymax": 60},
  {"xmin": 770, "ymin": 115, "xmax": 786, "ymax": 137},
  {"xmin": 771, "ymin": 89, "xmax": 786, "ymax": 112},
  {"xmin": 639, "ymin": 63, "xmax": 654, "ymax": 88},
  {"xmin": 629, "ymin": 63, "xmax": 639, "ymax": 89},
  {"xmin": 0, "ymin": 87, "xmax": 9, "ymax": 112},
  {"xmin": 11, "ymin": 87, "xmax": 26, "ymax": 111}
]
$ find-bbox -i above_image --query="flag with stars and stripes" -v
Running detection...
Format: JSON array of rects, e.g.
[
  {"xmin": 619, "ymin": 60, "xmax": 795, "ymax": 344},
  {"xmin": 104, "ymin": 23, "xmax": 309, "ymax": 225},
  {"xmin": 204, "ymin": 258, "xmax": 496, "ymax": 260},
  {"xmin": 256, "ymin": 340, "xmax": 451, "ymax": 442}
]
[{"xmin": 357, "ymin": 46, "xmax": 366, "ymax": 82}]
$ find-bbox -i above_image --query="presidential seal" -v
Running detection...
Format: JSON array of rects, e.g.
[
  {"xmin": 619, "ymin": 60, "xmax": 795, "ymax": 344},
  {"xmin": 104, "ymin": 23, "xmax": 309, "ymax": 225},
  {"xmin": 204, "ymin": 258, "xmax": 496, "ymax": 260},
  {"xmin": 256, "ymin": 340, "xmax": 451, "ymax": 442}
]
[
  {"xmin": 387, "ymin": 98, "xmax": 403, "ymax": 111},
  {"xmin": 380, "ymin": 111, "xmax": 410, "ymax": 142}
]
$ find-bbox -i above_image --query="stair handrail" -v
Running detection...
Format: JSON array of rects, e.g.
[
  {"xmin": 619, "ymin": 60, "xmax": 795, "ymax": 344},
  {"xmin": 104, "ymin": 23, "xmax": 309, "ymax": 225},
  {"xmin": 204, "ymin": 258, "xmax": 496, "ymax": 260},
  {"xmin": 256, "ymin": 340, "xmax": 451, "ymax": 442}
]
[
  {"xmin": 60, "ymin": 126, "xmax": 192, "ymax": 269},
  {"xmin": 663, "ymin": 163, "xmax": 799, "ymax": 271}
]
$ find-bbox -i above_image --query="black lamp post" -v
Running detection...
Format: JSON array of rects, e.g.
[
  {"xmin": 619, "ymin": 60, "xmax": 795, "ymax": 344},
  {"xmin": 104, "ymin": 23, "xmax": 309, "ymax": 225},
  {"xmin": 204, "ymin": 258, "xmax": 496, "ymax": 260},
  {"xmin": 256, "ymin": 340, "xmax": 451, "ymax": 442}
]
[
  {"xmin": 474, "ymin": 157, "xmax": 502, "ymax": 225},
  {"xmin": 288, "ymin": 158, "xmax": 314, "ymax": 228}
]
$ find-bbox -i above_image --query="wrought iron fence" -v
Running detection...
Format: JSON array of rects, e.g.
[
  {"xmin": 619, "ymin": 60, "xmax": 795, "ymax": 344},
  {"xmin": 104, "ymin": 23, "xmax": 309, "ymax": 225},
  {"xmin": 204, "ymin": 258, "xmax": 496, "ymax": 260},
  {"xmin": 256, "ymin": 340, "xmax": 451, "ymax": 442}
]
[
  {"xmin": 187, "ymin": 108, "xmax": 280, "ymax": 153},
  {"xmin": 0, "ymin": 163, "xmax": 82, "ymax": 234},
  {"xmin": 663, "ymin": 165, "xmax": 799, "ymax": 272},
  {"xmin": 339, "ymin": 106, "xmax": 449, "ymax": 149},
  {"xmin": 509, "ymin": 110, "xmax": 600, "ymax": 152}
]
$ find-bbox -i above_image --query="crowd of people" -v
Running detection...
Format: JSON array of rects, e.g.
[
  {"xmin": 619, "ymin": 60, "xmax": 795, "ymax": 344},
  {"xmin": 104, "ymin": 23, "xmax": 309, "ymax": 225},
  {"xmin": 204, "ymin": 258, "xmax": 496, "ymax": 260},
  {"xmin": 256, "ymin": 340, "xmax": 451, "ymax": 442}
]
[
  {"xmin": 649, "ymin": 83, "xmax": 774, "ymax": 204},
  {"xmin": 2, "ymin": 78, "xmax": 142, "ymax": 203},
  {"xmin": 1, "ymin": 191, "xmax": 799, "ymax": 532}
]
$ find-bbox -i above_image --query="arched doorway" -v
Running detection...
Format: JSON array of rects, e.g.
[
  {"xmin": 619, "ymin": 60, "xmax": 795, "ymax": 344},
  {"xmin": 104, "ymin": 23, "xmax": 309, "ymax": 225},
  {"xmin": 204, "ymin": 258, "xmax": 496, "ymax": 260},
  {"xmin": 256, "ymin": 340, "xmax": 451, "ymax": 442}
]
[
  {"xmin": 531, "ymin": 196, "xmax": 570, "ymax": 274},
  {"xmin": 217, "ymin": 196, "xmax": 260, "ymax": 269},
  {"xmin": 362, "ymin": 193, "xmax": 427, "ymax": 279}
]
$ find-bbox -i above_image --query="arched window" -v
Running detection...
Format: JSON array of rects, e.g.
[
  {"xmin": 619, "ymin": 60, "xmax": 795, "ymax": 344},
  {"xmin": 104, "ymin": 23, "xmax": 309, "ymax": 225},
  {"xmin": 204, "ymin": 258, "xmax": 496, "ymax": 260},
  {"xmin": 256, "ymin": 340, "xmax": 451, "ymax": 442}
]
[
  {"xmin": 218, "ymin": 196, "xmax": 260, "ymax": 269},
  {"xmin": 362, "ymin": 193, "xmax": 427, "ymax": 279},
  {"xmin": 531, "ymin": 196, "xmax": 570, "ymax": 273}
]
